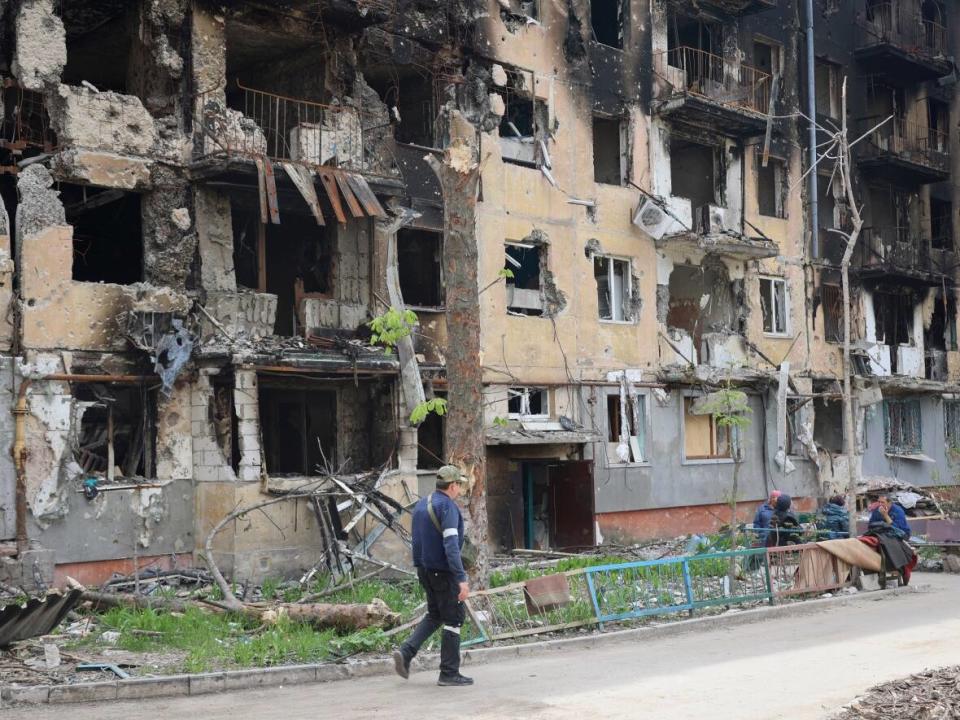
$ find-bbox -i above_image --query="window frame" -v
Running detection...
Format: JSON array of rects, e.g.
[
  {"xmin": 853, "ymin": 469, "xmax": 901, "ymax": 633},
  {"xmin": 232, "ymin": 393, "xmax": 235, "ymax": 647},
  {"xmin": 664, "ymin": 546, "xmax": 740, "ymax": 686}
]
[
  {"xmin": 507, "ymin": 387, "xmax": 550, "ymax": 420},
  {"xmin": 945, "ymin": 398, "xmax": 960, "ymax": 451},
  {"xmin": 594, "ymin": 254, "xmax": 633, "ymax": 324},
  {"xmin": 605, "ymin": 391, "xmax": 650, "ymax": 465},
  {"xmin": 883, "ymin": 398, "xmax": 922, "ymax": 455},
  {"xmin": 505, "ymin": 240, "xmax": 544, "ymax": 316},
  {"xmin": 592, "ymin": 114, "xmax": 628, "ymax": 186},
  {"xmin": 681, "ymin": 395, "xmax": 737, "ymax": 465},
  {"xmin": 759, "ymin": 275, "xmax": 790, "ymax": 337},
  {"xmin": 756, "ymin": 156, "xmax": 787, "ymax": 219}
]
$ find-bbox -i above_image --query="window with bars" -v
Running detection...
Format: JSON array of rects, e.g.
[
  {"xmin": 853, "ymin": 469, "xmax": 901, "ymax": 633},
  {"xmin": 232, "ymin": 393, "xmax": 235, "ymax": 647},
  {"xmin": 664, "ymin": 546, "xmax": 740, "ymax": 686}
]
[
  {"xmin": 883, "ymin": 399, "xmax": 922, "ymax": 454},
  {"xmin": 944, "ymin": 400, "xmax": 960, "ymax": 450}
]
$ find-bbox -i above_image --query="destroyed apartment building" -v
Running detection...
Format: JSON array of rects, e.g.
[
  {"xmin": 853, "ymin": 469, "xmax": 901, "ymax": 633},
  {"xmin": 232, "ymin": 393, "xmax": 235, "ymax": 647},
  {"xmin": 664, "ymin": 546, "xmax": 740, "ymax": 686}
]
[{"xmin": 0, "ymin": 0, "xmax": 958, "ymax": 589}]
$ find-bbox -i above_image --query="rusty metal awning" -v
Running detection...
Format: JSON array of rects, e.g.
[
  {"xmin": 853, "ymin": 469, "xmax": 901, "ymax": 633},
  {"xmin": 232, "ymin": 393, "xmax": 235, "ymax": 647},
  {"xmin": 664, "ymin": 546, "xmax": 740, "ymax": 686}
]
[{"xmin": 0, "ymin": 589, "xmax": 83, "ymax": 646}]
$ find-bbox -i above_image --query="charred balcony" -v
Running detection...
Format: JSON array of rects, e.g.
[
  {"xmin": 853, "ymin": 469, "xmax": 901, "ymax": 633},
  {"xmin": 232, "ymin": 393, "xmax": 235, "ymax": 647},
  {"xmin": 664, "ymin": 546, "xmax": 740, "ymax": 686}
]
[
  {"xmin": 652, "ymin": 47, "xmax": 772, "ymax": 137},
  {"xmin": 0, "ymin": 79, "xmax": 57, "ymax": 172},
  {"xmin": 854, "ymin": 226, "xmax": 954, "ymax": 285},
  {"xmin": 855, "ymin": 2, "xmax": 952, "ymax": 83},
  {"xmin": 668, "ymin": 0, "xmax": 777, "ymax": 17},
  {"xmin": 856, "ymin": 116, "xmax": 949, "ymax": 185}
]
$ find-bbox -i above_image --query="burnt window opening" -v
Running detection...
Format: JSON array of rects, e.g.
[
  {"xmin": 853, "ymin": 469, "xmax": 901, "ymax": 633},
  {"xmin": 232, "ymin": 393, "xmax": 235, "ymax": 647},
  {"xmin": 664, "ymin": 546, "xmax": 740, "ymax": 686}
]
[
  {"xmin": 814, "ymin": 59, "xmax": 841, "ymax": 119},
  {"xmin": 667, "ymin": 14, "xmax": 720, "ymax": 56},
  {"xmin": 753, "ymin": 40, "xmax": 781, "ymax": 78},
  {"xmin": 594, "ymin": 255, "xmax": 631, "ymax": 322},
  {"xmin": 785, "ymin": 398, "xmax": 805, "ymax": 456},
  {"xmin": 232, "ymin": 201, "xmax": 261, "ymax": 291},
  {"xmin": 366, "ymin": 69, "xmax": 436, "ymax": 148},
  {"xmin": 211, "ymin": 374, "xmax": 241, "ymax": 475},
  {"xmin": 496, "ymin": 68, "xmax": 545, "ymax": 166},
  {"xmin": 61, "ymin": 5, "xmax": 133, "ymax": 95},
  {"xmin": 606, "ymin": 393, "xmax": 647, "ymax": 462},
  {"xmin": 931, "ymin": 197, "xmax": 953, "ymax": 250},
  {"xmin": 812, "ymin": 384, "xmax": 844, "ymax": 454},
  {"xmin": 417, "ymin": 391, "xmax": 446, "ymax": 470},
  {"xmin": 929, "ymin": 99, "xmax": 949, "ymax": 153},
  {"xmin": 64, "ymin": 186, "xmax": 144, "ymax": 284},
  {"xmin": 398, "ymin": 228, "xmax": 443, "ymax": 308},
  {"xmin": 591, "ymin": 0, "xmax": 624, "ymax": 49},
  {"xmin": 757, "ymin": 157, "xmax": 786, "ymax": 218},
  {"xmin": 873, "ymin": 290, "xmax": 914, "ymax": 347},
  {"xmin": 75, "ymin": 383, "xmax": 157, "ymax": 480},
  {"xmin": 819, "ymin": 284, "xmax": 843, "ymax": 343},
  {"xmin": 884, "ymin": 398, "xmax": 922, "ymax": 455},
  {"xmin": 259, "ymin": 386, "xmax": 336, "ymax": 476},
  {"xmin": 759, "ymin": 277, "xmax": 789, "ymax": 335},
  {"xmin": 666, "ymin": 263, "xmax": 736, "ymax": 350},
  {"xmin": 670, "ymin": 138, "xmax": 720, "ymax": 214},
  {"xmin": 505, "ymin": 242, "xmax": 544, "ymax": 316},
  {"xmin": 593, "ymin": 115, "xmax": 626, "ymax": 185},
  {"xmin": 1, "ymin": 85, "xmax": 57, "ymax": 166},
  {"xmin": 925, "ymin": 290, "xmax": 957, "ymax": 352},
  {"xmin": 508, "ymin": 387, "xmax": 548, "ymax": 418}
]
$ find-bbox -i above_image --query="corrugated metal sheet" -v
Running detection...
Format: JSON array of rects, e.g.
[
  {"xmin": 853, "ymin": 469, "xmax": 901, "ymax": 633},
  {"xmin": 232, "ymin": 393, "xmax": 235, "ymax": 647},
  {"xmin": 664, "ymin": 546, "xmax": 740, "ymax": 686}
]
[{"xmin": 0, "ymin": 589, "xmax": 82, "ymax": 646}]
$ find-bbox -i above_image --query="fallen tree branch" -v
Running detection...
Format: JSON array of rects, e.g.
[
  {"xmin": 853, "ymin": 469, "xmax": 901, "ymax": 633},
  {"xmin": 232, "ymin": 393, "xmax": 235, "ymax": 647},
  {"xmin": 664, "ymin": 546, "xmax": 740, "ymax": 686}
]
[
  {"xmin": 297, "ymin": 566, "xmax": 387, "ymax": 603},
  {"xmin": 80, "ymin": 590, "xmax": 213, "ymax": 614}
]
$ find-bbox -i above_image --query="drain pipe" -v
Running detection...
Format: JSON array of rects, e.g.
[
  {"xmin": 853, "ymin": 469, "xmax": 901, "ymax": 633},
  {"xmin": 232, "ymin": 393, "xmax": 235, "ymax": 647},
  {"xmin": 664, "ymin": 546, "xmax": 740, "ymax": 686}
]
[
  {"xmin": 806, "ymin": 0, "xmax": 819, "ymax": 259},
  {"xmin": 13, "ymin": 374, "xmax": 154, "ymax": 555}
]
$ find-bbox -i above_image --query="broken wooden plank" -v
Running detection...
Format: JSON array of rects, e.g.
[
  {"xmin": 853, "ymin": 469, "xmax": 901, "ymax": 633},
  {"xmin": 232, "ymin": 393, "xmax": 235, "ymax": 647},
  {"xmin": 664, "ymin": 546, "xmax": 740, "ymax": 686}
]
[
  {"xmin": 346, "ymin": 173, "xmax": 386, "ymax": 217},
  {"xmin": 334, "ymin": 172, "xmax": 365, "ymax": 218},
  {"xmin": 254, "ymin": 156, "xmax": 269, "ymax": 224},
  {"xmin": 317, "ymin": 170, "xmax": 347, "ymax": 223},
  {"xmin": 282, "ymin": 162, "xmax": 325, "ymax": 226},
  {"xmin": 263, "ymin": 158, "xmax": 281, "ymax": 224}
]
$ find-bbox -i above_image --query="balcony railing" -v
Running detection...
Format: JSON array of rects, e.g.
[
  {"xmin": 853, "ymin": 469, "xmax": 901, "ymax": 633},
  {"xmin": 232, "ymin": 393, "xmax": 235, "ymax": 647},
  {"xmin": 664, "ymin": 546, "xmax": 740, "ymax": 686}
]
[
  {"xmin": 857, "ymin": 2, "xmax": 947, "ymax": 58},
  {"xmin": 193, "ymin": 80, "xmax": 395, "ymax": 177},
  {"xmin": 856, "ymin": 225, "xmax": 954, "ymax": 277},
  {"xmin": 0, "ymin": 80, "xmax": 57, "ymax": 158},
  {"xmin": 858, "ymin": 116, "xmax": 949, "ymax": 173},
  {"xmin": 654, "ymin": 46, "xmax": 771, "ymax": 115}
]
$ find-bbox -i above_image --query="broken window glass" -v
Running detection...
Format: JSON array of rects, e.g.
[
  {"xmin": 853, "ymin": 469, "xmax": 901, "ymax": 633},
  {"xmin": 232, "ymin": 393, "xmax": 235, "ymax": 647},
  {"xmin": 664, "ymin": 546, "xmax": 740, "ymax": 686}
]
[
  {"xmin": 757, "ymin": 158, "xmax": 786, "ymax": 218},
  {"xmin": 505, "ymin": 242, "xmax": 543, "ymax": 316},
  {"xmin": 496, "ymin": 68, "xmax": 544, "ymax": 166},
  {"xmin": 594, "ymin": 255, "xmax": 630, "ymax": 322},
  {"xmin": 883, "ymin": 398, "xmax": 922, "ymax": 454},
  {"xmin": 508, "ymin": 387, "xmax": 548, "ymax": 418},
  {"xmin": 606, "ymin": 394, "xmax": 647, "ymax": 463},
  {"xmin": 760, "ymin": 277, "xmax": 789, "ymax": 335}
]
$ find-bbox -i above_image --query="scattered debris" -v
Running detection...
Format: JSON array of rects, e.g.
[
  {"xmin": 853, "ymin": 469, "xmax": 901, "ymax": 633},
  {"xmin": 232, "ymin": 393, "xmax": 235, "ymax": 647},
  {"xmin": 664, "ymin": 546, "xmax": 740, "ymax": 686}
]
[{"xmin": 835, "ymin": 666, "xmax": 960, "ymax": 719}]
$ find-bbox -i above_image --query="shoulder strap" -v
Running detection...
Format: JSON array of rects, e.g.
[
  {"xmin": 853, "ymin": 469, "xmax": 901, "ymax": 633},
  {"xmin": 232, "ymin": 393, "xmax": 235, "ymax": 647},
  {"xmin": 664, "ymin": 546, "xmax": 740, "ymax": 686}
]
[{"xmin": 426, "ymin": 493, "xmax": 443, "ymax": 533}]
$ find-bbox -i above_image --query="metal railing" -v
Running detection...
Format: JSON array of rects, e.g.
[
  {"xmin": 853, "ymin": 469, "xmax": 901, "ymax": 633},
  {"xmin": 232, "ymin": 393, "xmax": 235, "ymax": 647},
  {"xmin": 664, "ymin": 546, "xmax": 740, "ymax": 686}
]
[
  {"xmin": 0, "ymin": 80, "xmax": 57, "ymax": 156},
  {"xmin": 857, "ymin": 2, "xmax": 948, "ymax": 58},
  {"xmin": 858, "ymin": 116, "xmax": 949, "ymax": 172},
  {"xmin": 193, "ymin": 80, "xmax": 395, "ymax": 176},
  {"xmin": 856, "ymin": 226, "xmax": 953, "ymax": 277},
  {"xmin": 654, "ymin": 46, "xmax": 772, "ymax": 115},
  {"xmin": 462, "ymin": 545, "xmax": 857, "ymax": 646}
]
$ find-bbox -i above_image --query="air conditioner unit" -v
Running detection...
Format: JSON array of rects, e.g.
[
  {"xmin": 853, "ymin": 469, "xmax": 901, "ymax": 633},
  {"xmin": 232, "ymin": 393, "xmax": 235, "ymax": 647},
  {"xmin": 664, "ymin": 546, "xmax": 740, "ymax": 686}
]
[{"xmin": 632, "ymin": 197, "xmax": 674, "ymax": 240}]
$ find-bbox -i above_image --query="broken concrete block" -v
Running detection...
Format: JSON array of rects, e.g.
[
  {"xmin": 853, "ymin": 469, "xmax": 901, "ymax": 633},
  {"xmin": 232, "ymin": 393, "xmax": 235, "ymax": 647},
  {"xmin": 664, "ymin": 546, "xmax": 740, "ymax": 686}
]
[
  {"xmin": 491, "ymin": 63, "xmax": 508, "ymax": 87},
  {"xmin": 48, "ymin": 85, "xmax": 158, "ymax": 156},
  {"xmin": 171, "ymin": 208, "xmax": 192, "ymax": 232},
  {"xmin": 488, "ymin": 93, "xmax": 506, "ymax": 118},
  {"xmin": 15, "ymin": 164, "xmax": 66, "ymax": 246},
  {"xmin": 11, "ymin": 0, "xmax": 66, "ymax": 90},
  {"xmin": 51, "ymin": 149, "xmax": 154, "ymax": 191}
]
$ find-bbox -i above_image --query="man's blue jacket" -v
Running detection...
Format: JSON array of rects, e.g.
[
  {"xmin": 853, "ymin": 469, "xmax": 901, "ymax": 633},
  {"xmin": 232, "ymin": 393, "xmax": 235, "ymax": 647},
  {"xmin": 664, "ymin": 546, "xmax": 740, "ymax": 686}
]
[{"xmin": 411, "ymin": 491, "xmax": 467, "ymax": 582}]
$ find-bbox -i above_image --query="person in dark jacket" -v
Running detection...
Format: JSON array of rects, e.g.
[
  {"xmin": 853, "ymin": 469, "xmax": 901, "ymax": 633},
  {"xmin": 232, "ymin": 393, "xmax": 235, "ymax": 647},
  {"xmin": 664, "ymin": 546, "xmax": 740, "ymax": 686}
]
[
  {"xmin": 869, "ymin": 494, "xmax": 911, "ymax": 539},
  {"xmin": 817, "ymin": 495, "xmax": 849, "ymax": 539},
  {"xmin": 393, "ymin": 465, "xmax": 473, "ymax": 687},
  {"xmin": 767, "ymin": 494, "xmax": 802, "ymax": 546},
  {"xmin": 752, "ymin": 490, "xmax": 781, "ymax": 546}
]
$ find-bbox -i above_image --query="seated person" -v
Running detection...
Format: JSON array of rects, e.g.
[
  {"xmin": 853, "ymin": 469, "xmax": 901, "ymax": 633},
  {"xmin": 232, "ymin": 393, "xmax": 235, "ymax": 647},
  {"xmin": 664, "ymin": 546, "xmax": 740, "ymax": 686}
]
[
  {"xmin": 767, "ymin": 494, "xmax": 802, "ymax": 546},
  {"xmin": 817, "ymin": 495, "xmax": 849, "ymax": 539},
  {"xmin": 752, "ymin": 490, "xmax": 781, "ymax": 546},
  {"xmin": 868, "ymin": 494, "xmax": 911, "ymax": 539}
]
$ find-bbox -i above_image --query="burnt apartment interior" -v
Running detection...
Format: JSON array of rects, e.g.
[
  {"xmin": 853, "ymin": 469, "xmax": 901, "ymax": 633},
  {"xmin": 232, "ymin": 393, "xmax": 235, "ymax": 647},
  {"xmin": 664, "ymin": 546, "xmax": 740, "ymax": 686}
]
[
  {"xmin": 666, "ymin": 260, "xmax": 740, "ymax": 352},
  {"xmin": 670, "ymin": 132, "xmax": 725, "ymax": 232},
  {"xmin": 75, "ymin": 382, "xmax": 157, "ymax": 480},
  {"xmin": 63, "ymin": 184, "xmax": 145, "ymax": 285}
]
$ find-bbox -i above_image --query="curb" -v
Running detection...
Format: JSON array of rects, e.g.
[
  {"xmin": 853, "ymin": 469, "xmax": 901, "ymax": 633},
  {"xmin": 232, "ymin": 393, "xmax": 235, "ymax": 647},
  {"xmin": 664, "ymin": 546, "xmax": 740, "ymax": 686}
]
[{"xmin": 0, "ymin": 584, "xmax": 919, "ymax": 707}]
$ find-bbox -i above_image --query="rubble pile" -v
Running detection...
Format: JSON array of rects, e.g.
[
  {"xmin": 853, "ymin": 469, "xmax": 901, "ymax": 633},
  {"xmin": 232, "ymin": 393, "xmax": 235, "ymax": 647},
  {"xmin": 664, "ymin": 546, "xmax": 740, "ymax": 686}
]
[{"xmin": 835, "ymin": 666, "xmax": 960, "ymax": 719}]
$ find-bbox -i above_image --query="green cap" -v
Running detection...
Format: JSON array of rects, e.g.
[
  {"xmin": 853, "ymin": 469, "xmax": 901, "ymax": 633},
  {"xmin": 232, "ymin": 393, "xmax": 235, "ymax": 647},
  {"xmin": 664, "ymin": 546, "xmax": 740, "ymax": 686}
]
[{"xmin": 436, "ymin": 465, "xmax": 468, "ymax": 486}]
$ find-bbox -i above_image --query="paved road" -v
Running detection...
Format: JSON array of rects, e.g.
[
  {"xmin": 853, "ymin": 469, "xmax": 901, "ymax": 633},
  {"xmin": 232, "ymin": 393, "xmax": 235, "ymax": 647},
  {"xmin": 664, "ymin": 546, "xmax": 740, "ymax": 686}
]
[{"xmin": 18, "ymin": 574, "xmax": 960, "ymax": 720}]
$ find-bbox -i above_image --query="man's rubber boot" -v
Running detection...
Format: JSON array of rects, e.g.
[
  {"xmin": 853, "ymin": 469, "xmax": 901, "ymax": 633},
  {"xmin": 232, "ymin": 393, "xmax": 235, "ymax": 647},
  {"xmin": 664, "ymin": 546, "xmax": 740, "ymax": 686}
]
[
  {"xmin": 437, "ymin": 673, "xmax": 474, "ymax": 686},
  {"xmin": 392, "ymin": 650, "xmax": 410, "ymax": 679}
]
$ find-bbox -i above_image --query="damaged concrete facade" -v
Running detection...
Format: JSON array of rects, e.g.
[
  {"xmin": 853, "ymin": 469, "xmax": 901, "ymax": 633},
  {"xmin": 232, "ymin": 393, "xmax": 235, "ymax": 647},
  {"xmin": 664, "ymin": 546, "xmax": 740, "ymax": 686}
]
[{"xmin": 1, "ymin": 0, "xmax": 959, "ymax": 586}]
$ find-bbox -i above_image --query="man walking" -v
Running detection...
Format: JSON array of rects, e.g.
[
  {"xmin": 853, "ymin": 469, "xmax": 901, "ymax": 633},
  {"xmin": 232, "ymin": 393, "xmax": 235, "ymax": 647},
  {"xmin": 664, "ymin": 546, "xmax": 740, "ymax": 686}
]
[{"xmin": 393, "ymin": 465, "xmax": 474, "ymax": 686}]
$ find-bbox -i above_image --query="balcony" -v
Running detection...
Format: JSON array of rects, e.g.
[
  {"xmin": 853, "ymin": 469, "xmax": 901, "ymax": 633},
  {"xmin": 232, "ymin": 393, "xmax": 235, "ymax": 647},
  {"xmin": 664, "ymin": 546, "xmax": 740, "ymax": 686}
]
[
  {"xmin": 854, "ymin": 226, "xmax": 954, "ymax": 284},
  {"xmin": 669, "ymin": 0, "xmax": 777, "ymax": 17},
  {"xmin": 0, "ymin": 79, "xmax": 57, "ymax": 171},
  {"xmin": 855, "ymin": 3, "xmax": 951, "ymax": 82},
  {"xmin": 856, "ymin": 116, "xmax": 949, "ymax": 185},
  {"xmin": 652, "ymin": 47, "xmax": 772, "ymax": 137}
]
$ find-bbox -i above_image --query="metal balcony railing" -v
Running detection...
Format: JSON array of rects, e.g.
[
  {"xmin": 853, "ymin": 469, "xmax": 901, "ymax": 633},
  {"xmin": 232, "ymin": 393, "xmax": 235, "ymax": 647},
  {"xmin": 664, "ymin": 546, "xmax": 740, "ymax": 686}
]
[
  {"xmin": 857, "ymin": 2, "xmax": 947, "ymax": 58},
  {"xmin": 858, "ymin": 116, "xmax": 949, "ymax": 172},
  {"xmin": 193, "ymin": 80, "xmax": 395, "ymax": 177},
  {"xmin": 856, "ymin": 225, "xmax": 953, "ymax": 277},
  {"xmin": 0, "ymin": 80, "xmax": 57, "ymax": 157},
  {"xmin": 655, "ymin": 46, "xmax": 772, "ymax": 115}
]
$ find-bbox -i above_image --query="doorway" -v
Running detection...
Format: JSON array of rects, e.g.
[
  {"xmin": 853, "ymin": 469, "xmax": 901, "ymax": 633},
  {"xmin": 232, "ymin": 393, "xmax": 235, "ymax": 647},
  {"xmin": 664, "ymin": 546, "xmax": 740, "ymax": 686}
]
[{"xmin": 520, "ymin": 460, "xmax": 594, "ymax": 550}]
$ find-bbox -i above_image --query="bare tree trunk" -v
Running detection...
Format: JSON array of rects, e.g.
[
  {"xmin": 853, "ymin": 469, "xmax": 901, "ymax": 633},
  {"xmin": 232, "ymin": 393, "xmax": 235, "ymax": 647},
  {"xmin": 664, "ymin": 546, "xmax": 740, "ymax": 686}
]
[
  {"xmin": 426, "ymin": 111, "xmax": 489, "ymax": 585},
  {"xmin": 727, "ymin": 460, "xmax": 741, "ymax": 592}
]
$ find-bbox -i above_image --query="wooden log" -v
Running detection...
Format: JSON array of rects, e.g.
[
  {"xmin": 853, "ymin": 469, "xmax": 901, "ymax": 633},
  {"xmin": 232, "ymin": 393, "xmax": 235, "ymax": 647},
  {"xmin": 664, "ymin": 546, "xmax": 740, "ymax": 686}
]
[{"xmin": 262, "ymin": 598, "xmax": 400, "ymax": 630}]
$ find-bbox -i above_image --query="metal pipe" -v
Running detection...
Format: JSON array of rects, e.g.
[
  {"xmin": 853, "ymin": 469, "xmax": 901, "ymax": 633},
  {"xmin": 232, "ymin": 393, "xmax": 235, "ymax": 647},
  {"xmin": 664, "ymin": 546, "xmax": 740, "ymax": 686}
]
[{"xmin": 806, "ymin": 0, "xmax": 819, "ymax": 259}]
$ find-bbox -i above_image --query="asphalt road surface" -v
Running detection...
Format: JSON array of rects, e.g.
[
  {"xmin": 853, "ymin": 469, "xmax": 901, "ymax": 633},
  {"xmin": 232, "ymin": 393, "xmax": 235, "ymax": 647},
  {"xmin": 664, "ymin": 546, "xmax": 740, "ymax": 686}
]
[{"xmin": 18, "ymin": 573, "xmax": 960, "ymax": 720}]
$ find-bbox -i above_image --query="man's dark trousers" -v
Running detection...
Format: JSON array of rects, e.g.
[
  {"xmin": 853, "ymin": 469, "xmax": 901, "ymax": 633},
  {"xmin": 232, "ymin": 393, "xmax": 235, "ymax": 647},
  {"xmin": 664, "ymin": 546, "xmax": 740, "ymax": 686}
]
[{"xmin": 400, "ymin": 568, "xmax": 465, "ymax": 676}]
